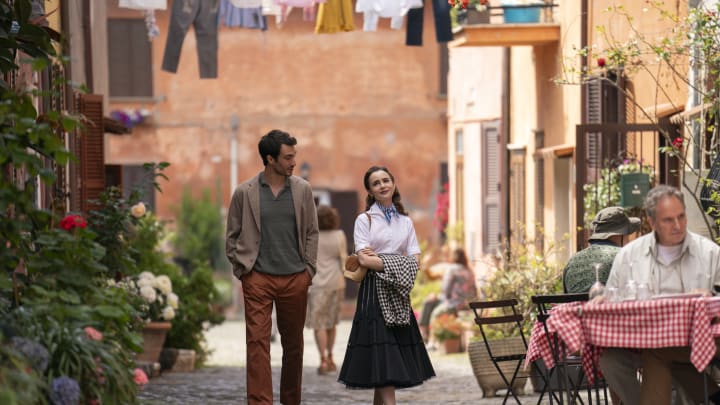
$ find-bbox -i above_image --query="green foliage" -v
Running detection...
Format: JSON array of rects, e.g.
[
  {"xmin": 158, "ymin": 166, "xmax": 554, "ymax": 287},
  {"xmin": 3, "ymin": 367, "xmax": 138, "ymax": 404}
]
[
  {"xmin": 582, "ymin": 156, "xmax": 654, "ymax": 229},
  {"xmin": 410, "ymin": 279, "xmax": 441, "ymax": 311},
  {"xmin": 173, "ymin": 188, "xmax": 227, "ymax": 271},
  {"xmin": 482, "ymin": 223, "xmax": 566, "ymax": 338},
  {"xmin": 0, "ymin": 333, "xmax": 46, "ymax": 405},
  {"xmin": 0, "ymin": 0, "xmax": 56, "ymax": 83},
  {"xmin": 162, "ymin": 263, "xmax": 224, "ymax": 366}
]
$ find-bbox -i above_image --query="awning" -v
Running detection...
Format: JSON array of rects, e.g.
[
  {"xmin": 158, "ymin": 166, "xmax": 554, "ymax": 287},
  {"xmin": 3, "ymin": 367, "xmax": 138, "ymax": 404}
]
[{"xmin": 533, "ymin": 143, "xmax": 574, "ymax": 159}]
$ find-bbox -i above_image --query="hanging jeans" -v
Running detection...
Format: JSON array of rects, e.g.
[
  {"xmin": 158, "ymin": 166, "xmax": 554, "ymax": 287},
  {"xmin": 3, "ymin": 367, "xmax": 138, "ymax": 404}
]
[
  {"xmin": 406, "ymin": 0, "xmax": 453, "ymax": 46},
  {"xmin": 162, "ymin": 0, "xmax": 220, "ymax": 78}
]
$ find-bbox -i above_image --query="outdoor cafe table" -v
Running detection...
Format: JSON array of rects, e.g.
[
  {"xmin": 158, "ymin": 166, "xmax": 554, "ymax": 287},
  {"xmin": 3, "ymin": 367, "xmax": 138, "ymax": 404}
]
[{"xmin": 525, "ymin": 296, "xmax": 720, "ymax": 383}]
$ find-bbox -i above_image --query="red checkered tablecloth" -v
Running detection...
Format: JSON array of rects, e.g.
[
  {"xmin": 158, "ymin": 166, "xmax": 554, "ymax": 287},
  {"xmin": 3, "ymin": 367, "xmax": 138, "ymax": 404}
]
[{"xmin": 525, "ymin": 296, "xmax": 720, "ymax": 383}]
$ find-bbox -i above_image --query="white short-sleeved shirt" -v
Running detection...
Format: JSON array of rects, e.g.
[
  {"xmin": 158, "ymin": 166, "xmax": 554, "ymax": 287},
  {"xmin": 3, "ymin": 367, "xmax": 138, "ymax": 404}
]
[{"xmin": 353, "ymin": 203, "xmax": 421, "ymax": 256}]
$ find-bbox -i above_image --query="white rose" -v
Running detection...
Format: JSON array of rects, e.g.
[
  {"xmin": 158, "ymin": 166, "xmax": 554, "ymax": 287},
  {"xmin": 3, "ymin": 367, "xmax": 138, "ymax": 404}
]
[
  {"xmin": 138, "ymin": 271, "xmax": 155, "ymax": 281},
  {"xmin": 106, "ymin": 279, "xmax": 116, "ymax": 287},
  {"xmin": 162, "ymin": 306, "xmax": 175, "ymax": 321},
  {"xmin": 139, "ymin": 285, "xmax": 157, "ymax": 303},
  {"xmin": 136, "ymin": 277, "xmax": 154, "ymax": 289},
  {"xmin": 131, "ymin": 202, "xmax": 146, "ymax": 218},
  {"xmin": 154, "ymin": 275, "xmax": 172, "ymax": 295},
  {"xmin": 167, "ymin": 293, "xmax": 179, "ymax": 309}
]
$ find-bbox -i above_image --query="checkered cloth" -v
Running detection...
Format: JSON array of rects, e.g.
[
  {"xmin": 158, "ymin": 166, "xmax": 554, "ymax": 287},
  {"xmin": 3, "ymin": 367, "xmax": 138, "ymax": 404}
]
[
  {"xmin": 525, "ymin": 296, "xmax": 720, "ymax": 384},
  {"xmin": 375, "ymin": 254, "xmax": 419, "ymax": 326}
]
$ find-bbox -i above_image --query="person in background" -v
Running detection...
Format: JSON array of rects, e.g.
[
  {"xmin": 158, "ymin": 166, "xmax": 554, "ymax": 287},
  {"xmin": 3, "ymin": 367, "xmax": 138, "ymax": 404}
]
[
  {"xmin": 338, "ymin": 166, "xmax": 435, "ymax": 405},
  {"xmin": 422, "ymin": 248, "xmax": 477, "ymax": 349},
  {"xmin": 225, "ymin": 129, "xmax": 318, "ymax": 405},
  {"xmin": 306, "ymin": 205, "xmax": 346, "ymax": 375},
  {"xmin": 563, "ymin": 206, "xmax": 640, "ymax": 293},
  {"xmin": 598, "ymin": 185, "xmax": 720, "ymax": 405}
]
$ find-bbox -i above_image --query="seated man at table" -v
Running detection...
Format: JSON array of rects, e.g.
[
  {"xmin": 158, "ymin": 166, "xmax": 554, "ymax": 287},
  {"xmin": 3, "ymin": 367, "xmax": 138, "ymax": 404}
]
[
  {"xmin": 563, "ymin": 206, "xmax": 640, "ymax": 293},
  {"xmin": 598, "ymin": 185, "xmax": 720, "ymax": 405}
]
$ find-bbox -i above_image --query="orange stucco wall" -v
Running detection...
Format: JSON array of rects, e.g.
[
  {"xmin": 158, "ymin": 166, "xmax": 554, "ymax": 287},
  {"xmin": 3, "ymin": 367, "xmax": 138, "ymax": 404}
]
[{"xmin": 105, "ymin": 2, "xmax": 448, "ymax": 245}]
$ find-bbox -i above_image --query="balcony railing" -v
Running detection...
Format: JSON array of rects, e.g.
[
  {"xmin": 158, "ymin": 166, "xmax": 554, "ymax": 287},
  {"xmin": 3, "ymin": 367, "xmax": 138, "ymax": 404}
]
[{"xmin": 450, "ymin": 2, "xmax": 560, "ymax": 47}]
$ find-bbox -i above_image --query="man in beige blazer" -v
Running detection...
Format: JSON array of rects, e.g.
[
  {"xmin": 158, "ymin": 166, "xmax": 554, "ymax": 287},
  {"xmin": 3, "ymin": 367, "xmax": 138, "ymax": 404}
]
[{"xmin": 226, "ymin": 129, "xmax": 318, "ymax": 405}]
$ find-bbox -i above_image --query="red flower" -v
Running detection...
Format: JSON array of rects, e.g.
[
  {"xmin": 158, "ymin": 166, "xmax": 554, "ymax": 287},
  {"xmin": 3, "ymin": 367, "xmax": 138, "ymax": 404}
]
[
  {"xmin": 672, "ymin": 136, "xmax": 683, "ymax": 149},
  {"xmin": 59, "ymin": 214, "xmax": 86, "ymax": 231},
  {"xmin": 597, "ymin": 57, "xmax": 606, "ymax": 67}
]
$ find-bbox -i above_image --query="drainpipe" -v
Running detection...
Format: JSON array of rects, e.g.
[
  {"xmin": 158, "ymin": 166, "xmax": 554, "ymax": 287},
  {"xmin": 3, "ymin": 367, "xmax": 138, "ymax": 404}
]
[{"xmin": 502, "ymin": 47, "xmax": 511, "ymax": 242}]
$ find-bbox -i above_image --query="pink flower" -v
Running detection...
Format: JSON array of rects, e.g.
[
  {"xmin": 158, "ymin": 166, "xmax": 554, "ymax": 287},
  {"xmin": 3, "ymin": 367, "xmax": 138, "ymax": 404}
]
[
  {"xmin": 83, "ymin": 326, "xmax": 103, "ymax": 341},
  {"xmin": 672, "ymin": 136, "xmax": 683, "ymax": 149},
  {"xmin": 133, "ymin": 368, "xmax": 149, "ymax": 386},
  {"xmin": 597, "ymin": 57, "xmax": 606, "ymax": 67}
]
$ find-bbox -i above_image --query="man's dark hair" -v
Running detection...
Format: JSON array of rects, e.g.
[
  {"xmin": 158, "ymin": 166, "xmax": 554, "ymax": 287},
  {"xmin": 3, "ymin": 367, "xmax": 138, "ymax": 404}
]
[{"xmin": 258, "ymin": 129, "xmax": 297, "ymax": 166}]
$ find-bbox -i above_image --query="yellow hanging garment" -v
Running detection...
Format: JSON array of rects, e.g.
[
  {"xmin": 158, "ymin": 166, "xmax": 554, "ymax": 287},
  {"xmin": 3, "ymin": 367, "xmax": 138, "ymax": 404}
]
[{"xmin": 315, "ymin": 0, "xmax": 355, "ymax": 34}]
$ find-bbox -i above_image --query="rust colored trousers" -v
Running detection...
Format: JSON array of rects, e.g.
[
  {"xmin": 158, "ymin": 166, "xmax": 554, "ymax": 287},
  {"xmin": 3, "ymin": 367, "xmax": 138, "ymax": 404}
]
[{"xmin": 241, "ymin": 270, "xmax": 311, "ymax": 405}]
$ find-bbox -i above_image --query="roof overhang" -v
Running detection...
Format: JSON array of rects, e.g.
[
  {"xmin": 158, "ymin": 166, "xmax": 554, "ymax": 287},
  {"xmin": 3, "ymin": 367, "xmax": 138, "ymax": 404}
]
[{"xmin": 449, "ymin": 23, "xmax": 561, "ymax": 47}]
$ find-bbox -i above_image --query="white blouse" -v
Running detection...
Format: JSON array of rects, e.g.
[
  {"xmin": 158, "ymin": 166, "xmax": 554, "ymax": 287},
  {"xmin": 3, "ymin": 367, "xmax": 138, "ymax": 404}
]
[{"xmin": 353, "ymin": 203, "xmax": 421, "ymax": 256}]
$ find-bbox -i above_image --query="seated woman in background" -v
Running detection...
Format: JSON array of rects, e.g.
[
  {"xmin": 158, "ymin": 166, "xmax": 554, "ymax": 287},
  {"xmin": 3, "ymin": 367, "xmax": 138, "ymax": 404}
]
[{"xmin": 420, "ymin": 248, "xmax": 478, "ymax": 346}]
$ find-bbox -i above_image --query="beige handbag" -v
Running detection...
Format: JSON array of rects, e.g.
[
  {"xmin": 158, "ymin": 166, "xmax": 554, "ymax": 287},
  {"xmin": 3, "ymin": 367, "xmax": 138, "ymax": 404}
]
[{"xmin": 343, "ymin": 212, "xmax": 371, "ymax": 283}]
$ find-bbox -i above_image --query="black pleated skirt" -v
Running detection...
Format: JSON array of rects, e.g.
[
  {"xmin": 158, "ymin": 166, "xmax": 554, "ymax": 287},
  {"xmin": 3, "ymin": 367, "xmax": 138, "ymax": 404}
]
[{"xmin": 338, "ymin": 273, "xmax": 436, "ymax": 389}]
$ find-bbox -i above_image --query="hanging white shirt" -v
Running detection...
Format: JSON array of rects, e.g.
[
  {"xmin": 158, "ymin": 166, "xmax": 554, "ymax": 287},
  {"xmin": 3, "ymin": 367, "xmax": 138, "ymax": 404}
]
[{"xmin": 355, "ymin": 0, "xmax": 423, "ymax": 31}]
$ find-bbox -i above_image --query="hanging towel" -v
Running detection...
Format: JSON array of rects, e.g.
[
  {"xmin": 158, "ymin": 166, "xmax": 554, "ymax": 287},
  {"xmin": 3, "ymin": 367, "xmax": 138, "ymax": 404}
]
[{"xmin": 119, "ymin": 0, "xmax": 167, "ymax": 10}]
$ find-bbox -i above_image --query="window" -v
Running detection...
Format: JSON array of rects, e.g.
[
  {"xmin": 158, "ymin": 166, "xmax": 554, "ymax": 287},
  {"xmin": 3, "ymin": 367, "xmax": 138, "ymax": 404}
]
[{"xmin": 108, "ymin": 19, "xmax": 153, "ymax": 98}]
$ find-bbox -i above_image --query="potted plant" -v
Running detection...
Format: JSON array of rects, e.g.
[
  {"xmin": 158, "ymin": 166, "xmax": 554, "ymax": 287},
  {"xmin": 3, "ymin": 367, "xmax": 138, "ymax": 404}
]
[
  {"xmin": 499, "ymin": 0, "xmax": 545, "ymax": 24},
  {"xmin": 430, "ymin": 313, "xmax": 463, "ymax": 354},
  {"xmin": 131, "ymin": 271, "xmax": 180, "ymax": 364},
  {"xmin": 449, "ymin": 0, "xmax": 491, "ymax": 25},
  {"xmin": 467, "ymin": 223, "xmax": 566, "ymax": 395}
]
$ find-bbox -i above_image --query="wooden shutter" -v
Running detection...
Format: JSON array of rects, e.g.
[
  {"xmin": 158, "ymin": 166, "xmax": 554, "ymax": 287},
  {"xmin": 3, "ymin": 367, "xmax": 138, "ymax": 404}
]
[
  {"xmin": 77, "ymin": 94, "xmax": 105, "ymax": 212},
  {"xmin": 483, "ymin": 120, "xmax": 502, "ymax": 254}
]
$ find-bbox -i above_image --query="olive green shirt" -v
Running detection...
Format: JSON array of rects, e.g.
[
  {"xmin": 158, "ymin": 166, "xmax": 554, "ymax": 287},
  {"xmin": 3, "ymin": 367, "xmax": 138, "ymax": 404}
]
[{"xmin": 562, "ymin": 242, "xmax": 620, "ymax": 293}]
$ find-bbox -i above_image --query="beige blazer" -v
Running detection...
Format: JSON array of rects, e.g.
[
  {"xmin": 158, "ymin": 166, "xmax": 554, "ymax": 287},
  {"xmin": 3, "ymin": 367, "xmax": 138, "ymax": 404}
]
[{"xmin": 225, "ymin": 173, "xmax": 319, "ymax": 279}]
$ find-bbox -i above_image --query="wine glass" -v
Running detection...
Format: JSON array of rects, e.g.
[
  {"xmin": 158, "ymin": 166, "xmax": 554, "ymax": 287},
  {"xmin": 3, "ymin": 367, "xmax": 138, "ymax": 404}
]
[{"xmin": 588, "ymin": 263, "xmax": 606, "ymax": 300}]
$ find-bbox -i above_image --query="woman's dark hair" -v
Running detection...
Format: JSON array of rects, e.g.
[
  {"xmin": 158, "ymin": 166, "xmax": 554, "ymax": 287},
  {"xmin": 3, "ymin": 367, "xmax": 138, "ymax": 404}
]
[
  {"xmin": 317, "ymin": 205, "xmax": 340, "ymax": 231},
  {"xmin": 258, "ymin": 129, "xmax": 297, "ymax": 166},
  {"xmin": 363, "ymin": 166, "xmax": 407, "ymax": 215},
  {"xmin": 451, "ymin": 248, "xmax": 469, "ymax": 268}
]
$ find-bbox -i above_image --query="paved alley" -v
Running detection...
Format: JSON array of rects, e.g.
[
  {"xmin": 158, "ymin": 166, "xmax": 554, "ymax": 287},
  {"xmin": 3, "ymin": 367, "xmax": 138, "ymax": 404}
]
[{"xmin": 138, "ymin": 319, "xmax": 556, "ymax": 404}]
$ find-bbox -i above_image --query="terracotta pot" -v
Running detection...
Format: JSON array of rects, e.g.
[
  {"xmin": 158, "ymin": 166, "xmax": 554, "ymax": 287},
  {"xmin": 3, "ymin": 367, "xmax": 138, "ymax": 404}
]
[
  {"xmin": 137, "ymin": 321, "xmax": 172, "ymax": 363},
  {"xmin": 439, "ymin": 338, "xmax": 462, "ymax": 354}
]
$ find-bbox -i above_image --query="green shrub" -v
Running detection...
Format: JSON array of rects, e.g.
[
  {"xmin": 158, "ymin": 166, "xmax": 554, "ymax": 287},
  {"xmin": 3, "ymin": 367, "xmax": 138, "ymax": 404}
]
[
  {"xmin": 162, "ymin": 263, "xmax": 225, "ymax": 366},
  {"xmin": 173, "ymin": 188, "xmax": 227, "ymax": 271}
]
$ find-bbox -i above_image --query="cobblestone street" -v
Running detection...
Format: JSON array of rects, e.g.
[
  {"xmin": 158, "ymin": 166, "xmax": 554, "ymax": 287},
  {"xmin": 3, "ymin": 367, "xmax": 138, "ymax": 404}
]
[{"xmin": 139, "ymin": 319, "xmax": 552, "ymax": 404}]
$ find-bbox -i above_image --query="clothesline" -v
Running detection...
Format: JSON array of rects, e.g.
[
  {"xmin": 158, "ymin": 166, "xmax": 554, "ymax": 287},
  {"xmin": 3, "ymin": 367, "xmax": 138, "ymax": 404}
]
[{"xmin": 119, "ymin": 0, "xmax": 454, "ymax": 78}]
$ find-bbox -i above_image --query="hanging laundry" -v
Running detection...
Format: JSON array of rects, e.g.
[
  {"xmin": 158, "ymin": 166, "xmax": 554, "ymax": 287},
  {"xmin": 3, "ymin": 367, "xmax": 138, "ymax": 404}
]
[
  {"xmin": 406, "ymin": 0, "xmax": 453, "ymax": 46},
  {"xmin": 230, "ymin": 0, "xmax": 262, "ymax": 6},
  {"xmin": 315, "ymin": 0, "xmax": 354, "ymax": 33},
  {"xmin": 355, "ymin": 0, "xmax": 422, "ymax": 31},
  {"xmin": 118, "ymin": 0, "xmax": 167, "ymax": 10},
  {"xmin": 162, "ymin": 0, "xmax": 220, "ymax": 79},
  {"xmin": 274, "ymin": 0, "xmax": 320, "ymax": 23},
  {"xmin": 219, "ymin": 0, "xmax": 268, "ymax": 30},
  {"xmin": 144, "ymin": 10, "xmax": 160, "ymax": 40}
]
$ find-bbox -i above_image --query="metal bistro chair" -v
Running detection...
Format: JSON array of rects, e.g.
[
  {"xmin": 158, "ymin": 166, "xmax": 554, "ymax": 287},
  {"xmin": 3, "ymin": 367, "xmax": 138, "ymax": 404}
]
[
  {"xmin": 532, "ymin": 293, "xmax": 609, "ymax": 405},
  {"xmin": 469, "ymin": 299, "xmax": 539, "ymax": 405}
]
